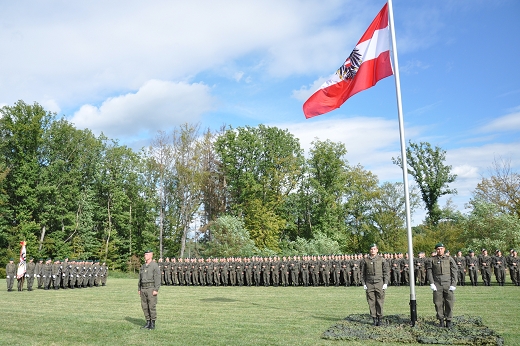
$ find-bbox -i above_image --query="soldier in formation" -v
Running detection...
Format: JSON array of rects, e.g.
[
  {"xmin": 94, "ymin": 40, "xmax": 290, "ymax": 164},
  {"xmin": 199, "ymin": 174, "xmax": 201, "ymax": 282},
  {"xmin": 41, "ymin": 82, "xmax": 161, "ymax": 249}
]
[{"xmin": 5, "ymin": 257, "xmax": 108, "ymax": 291}]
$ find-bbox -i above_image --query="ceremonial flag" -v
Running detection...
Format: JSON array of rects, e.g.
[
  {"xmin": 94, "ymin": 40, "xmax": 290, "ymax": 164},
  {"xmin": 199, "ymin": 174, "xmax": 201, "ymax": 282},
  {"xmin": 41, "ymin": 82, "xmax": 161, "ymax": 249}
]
[
  {"xmin": 303, "ymin": 3, "xmax": 393, "ymax": 118},
  {"xmin": 17, "ymin": 241, "xmax": 26, "ymax": 280}
]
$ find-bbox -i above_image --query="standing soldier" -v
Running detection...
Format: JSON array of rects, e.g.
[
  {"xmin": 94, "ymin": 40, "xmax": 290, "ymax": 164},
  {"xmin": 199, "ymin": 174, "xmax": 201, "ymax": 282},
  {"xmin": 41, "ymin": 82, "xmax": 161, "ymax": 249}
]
[
  {"xmin": 280, "ymin": 257, "xmax": 289, "ymax": 287},
  {"xmin": 466, "ymin": 251, "xmax": 479, "ymax": 286},
  {"xmin": 351, "ymin": 255, "xmax": 361, "ymax": 286},
  {"xmin": 253, "ymin": 257, "xmax": 261, "ymax": 287},
  {"xmin": 138, "ymin": 249, "xmax": 161, "ymax": 330},
  {"xmin": 310, "ymin": 256, "xmax": 320, "ymax": 287},
  {"xmin": 52, "ymin": 259, "xmax": 61, "ymax": 290},
  {"xmin": 35, "ymin": 259, "xmax": 44, "ymax": 289},
  {"xmin": 492, "ymin": 250, "xmax": 506, "ymax": 286},
  {"xmin": 390, "ymin": 253, "xmax": 401, "ymax": 286},
  {"xmin": 479, "ymin": 249, "xmax": 492, "ymax": 286},
  {"xmin": 100, "ymin": 261, "xmax": 108, "ymax": 286},
  {"xmin": 270, "ymin": 257, "xmax": 280, "ymax": 287},
  {"xmin": 229, "ymin": 258, "xmax": 236, "ymax": 286},
  {"xmin": 341, "ymin": 255, "xmax": 352, "ymax": 287},
  {"xmin": 43, "ymin": 258, "xmax": 53, "ymax": 290},
  {"xmin": 6, "ymin": 258, "xmax": 16, "ymax": 292},
  {"xmin": 426, "ymin": 243, "xmax": 457, "ymax": 328},
  {"xmin": 414, "ymin": 252, "xmax": 426, "ymax": 286},
  {"xmin": 361, "ymin": 244, "xmax": 389, "ymax": 326},
  {"xmin": 402, "ymin": 253, "xmax": 410, "ymax": 286},
  {"xmin": 62, "ymin": 258, "xmax": 71, "ymax": 289},
  {"xmin": 454, "ymin": 251, "xmax": 467, "ymax": 286},
  {"xmin": 509, "ymin": 250, "xmax": 519, "ymax": 286},
  {"xmin": 301, "ymin": 256, "xmax": 310, "ymax": 287},
  {"xmin": 26, "ymin": 258, "xmax": 36, "ymax": 291}
]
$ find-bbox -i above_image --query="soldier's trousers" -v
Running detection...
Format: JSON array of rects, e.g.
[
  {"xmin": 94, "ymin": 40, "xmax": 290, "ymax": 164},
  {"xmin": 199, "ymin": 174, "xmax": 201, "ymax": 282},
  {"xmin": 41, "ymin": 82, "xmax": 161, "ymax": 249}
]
[
  {"xmin": 457, "ymin": 270, "xmax": 466, "ymax": 286},
  {"xmin": 206, "ymin": 271, "xmax": 213, "ymax": 286},
  {"xmin": 236, "ymin": 271, "xmax": 243, "ymax": 286},
  {"xmin": 262, "ymin": 271, "xmax": 269, "ymax": 286},
  {"xmin": 245, "ymin": 271, "xmax": 252, "ymax": 286},
  {"xmin": 37, "ymin": 275, "xmax": 43, "ymax": 288},
  {"xmin": 352, "ymin": 270, "xmax": 361, "ymax": 285},
  {"xmin": 27, "ymin": 276, "xmax": 35, "ymax": 290},
  {"xmin": 391, "ymin": 269, "xmax": 400, "ymax": 286},
  {"xmin": 468, "ymin": 268, "xmax": 478, "ymax": 285},
  {"xmin": 481, "ymin": 269, "xmax": 491, "ymax": 285},
  {"xmin": 494, "ymin": 267, "xmax": 505, "ymax": 284},
  {"xmin": 416, "ymin": 268, "xmax": 426, "ymax": 285},
  {"xmin": 17, "ymin": 278, "xmax": 24, "ymax": 291},
  {"xmin": 341, "ymin": 270, "xmax": 350, "ymax": 286},
  {"xmin": 290, "ymin": 271, "xmax": 298, "ymax": 286},
  {"xmin": 322, "ymin": 271, "xmax": 330, "ymax": 286},
  {"xmin": 6, "ymin": 276, "xmax": 15, "ymax": 291},
  {"xmin": 272, "ymin": 271, "xmax": 279, "ymax": 286},
  {"xmin": 365, "ymin": 281, "xmax": 385, "ymax": 318},
  {"xmin": 140, "ymin": 287, "xmax": 158, "ymax": 321},
  {"xmin": 432, "ymin": 282, "xmax": 455, "ymax": 321},
  {"xmin": 229, "ymin": 271, "xmax": 236, "ymax": 286},
  {"xmin": 311, "ymin": 271, "xmax": 319, "ymax": 286},
  {"xmin": 301, "ymin": 270, "xmax": 309, "ymax": 286},
  {"xmin": 199, "ymin": 271, "xmax": 206, "ymax": 286},
  {"xmin": 281, "ymin": 271, "xmax": 288, "ymax": 286},
  {"xmin": 333, "ymin": 270, "xmax": 340, "ymax": 286},
  {"xmin": 43, "ymin": 275, "xmax": 52, "ymax": 289},
  {"xmin": 253, "ymin": 271, "xmax": 261, "ymax": 286}
]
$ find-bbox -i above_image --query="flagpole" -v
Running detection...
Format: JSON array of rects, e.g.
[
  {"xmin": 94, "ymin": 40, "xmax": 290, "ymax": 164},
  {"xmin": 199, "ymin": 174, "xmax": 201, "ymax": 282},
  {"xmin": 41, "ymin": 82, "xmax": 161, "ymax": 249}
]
[{"xmin": 387, "ymin": 0, "xmax": 417, "ymax": 326}]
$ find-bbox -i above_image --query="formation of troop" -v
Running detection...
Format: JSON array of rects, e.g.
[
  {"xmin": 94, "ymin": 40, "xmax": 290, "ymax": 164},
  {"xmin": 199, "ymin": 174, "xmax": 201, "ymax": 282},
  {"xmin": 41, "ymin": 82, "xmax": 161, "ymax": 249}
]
[
  {"xmin": 417, "ymin": 248, "xmax": 520, "ymax": 287},
  {"xmin": 5, "ymin": 257, "xmax": 108, "ymax": 292},
  {"xmin": 152, "ymin": 248, "xmax": 520, "ymax": 288}
]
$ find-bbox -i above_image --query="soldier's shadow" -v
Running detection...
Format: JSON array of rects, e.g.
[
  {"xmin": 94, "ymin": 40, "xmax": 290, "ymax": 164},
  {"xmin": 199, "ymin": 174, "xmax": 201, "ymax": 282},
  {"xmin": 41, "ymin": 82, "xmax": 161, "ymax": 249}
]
[{"xmin": 125, "ymin": 316, "xmax": 144, "ymax": 326}]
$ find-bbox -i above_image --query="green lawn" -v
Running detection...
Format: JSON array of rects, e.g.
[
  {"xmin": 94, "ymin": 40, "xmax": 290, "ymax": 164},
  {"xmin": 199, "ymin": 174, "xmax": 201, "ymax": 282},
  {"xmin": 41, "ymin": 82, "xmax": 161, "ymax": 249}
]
[{"xmin": 1, "ymin": 280, "xmax": 517, "ymax": 345}]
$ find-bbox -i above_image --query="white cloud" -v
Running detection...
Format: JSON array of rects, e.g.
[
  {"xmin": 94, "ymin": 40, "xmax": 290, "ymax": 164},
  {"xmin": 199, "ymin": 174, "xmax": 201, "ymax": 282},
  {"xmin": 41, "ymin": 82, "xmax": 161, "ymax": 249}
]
[
  {"xmin": 481, "ymin": 112, "xmax": 520, "ymax": 133},
  {"xmin": 70, "ymin": 80, "xmax": 215, "ymax": 140}
]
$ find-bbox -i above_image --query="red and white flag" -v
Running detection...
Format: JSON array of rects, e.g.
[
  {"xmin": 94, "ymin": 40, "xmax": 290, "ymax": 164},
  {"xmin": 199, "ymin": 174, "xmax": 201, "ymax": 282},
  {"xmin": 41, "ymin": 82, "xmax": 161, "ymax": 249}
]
[
  {"xmin": 303, "ymin": 3, "xmax": 393, "ymax": 118},
  {"xmin": 17, "ymin": 241, "xmax": 26, "ymax": 279}
]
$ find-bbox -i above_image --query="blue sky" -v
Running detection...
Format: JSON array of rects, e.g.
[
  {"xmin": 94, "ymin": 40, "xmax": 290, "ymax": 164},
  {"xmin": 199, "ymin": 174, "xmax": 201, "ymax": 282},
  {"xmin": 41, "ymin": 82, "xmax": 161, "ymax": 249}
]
[{"xmin": 1, "ymin": 0, "xmax": 519, "ymax": 224}]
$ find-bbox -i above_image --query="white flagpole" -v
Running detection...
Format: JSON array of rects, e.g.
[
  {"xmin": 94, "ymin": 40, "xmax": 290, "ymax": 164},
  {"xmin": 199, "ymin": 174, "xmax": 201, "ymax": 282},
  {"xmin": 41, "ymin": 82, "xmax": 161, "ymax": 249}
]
[{"xmin": 387, "ymin": 0, "xmax": 417, "ymax": 326}]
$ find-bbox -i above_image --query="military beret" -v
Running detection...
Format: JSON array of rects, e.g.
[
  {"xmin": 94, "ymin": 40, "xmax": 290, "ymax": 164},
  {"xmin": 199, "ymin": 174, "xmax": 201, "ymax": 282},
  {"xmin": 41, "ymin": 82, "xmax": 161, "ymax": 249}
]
[
  {"xmin": 39, "ymin": 258, "xmax": 43, "ymax": 261},
  {"xmin": 9, "ymin": 258, "xmax": 14, "ymax": 261},
  {"xmin": 469, "ymin": 250, "xmax": 474, "ymax": 253},
  {"xmin": 144, "ymin": 249, "xmax": 154, "ymax": 254},
  {"xmin": 434, "ymin": 242, "xmax": 444, "ymax": 249},
  {"xmin": 481, "ymin": 248, "xmax": 487, "ymax": 252}
]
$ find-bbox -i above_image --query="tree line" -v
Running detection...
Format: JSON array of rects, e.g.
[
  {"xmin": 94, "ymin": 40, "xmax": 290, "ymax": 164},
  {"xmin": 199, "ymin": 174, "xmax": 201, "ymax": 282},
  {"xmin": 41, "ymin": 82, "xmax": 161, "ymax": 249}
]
[{"xmin": 1, "ymin": 101, "xmax": 519, "ymax": 270}]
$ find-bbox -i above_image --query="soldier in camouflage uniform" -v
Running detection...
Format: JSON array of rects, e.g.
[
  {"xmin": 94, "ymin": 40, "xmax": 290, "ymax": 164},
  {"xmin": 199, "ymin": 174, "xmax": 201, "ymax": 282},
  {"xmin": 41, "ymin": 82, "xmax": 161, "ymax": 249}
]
[{"xmin": 138, "ymin": 249, "xmax": 161, "ymax": 330}]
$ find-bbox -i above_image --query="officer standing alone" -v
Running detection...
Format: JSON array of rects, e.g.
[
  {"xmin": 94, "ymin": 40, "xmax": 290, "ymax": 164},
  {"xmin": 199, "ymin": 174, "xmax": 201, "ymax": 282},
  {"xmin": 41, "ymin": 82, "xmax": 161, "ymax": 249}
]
[{"xmin": 138, "ymin": 249, "xmax": 161, "ymax": 330}]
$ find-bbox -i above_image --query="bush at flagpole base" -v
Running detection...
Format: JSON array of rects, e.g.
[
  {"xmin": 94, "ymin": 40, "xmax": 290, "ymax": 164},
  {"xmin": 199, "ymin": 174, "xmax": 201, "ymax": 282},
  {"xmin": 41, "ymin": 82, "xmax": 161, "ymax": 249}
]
[{"xmin": 322, "ymin": 314, "xmax": 503, "ymax": 345}]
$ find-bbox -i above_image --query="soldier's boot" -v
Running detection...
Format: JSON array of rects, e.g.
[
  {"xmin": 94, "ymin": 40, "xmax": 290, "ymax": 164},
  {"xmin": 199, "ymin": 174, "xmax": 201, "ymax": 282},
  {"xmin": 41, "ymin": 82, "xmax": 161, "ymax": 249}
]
[
  {"xmin": 446, "ymin": 320, "xmax": 452, "ymax": 328},
  {"xmin": 149, "ymin": 320, "xmax": 155, "ymax": 330},
  {"xmin": 377, "ymin": 317, "xmax": 382, "ymax": 326},
  {"xmin": 141, "ymin": 320, "xmax": 151, "ymax": 329},
  {"xmin": 372, "ymin": 318, "xmax": 377, "ymax": 326},
  {"xmin": 438, "ymin": 319, "xmax": 445, "ymax": 328}
]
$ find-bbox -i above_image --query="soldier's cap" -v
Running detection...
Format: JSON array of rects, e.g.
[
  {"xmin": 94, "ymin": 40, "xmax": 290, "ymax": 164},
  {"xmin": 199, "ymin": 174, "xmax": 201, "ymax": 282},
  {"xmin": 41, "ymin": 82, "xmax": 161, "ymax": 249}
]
[
  {"xmin": 469, "ymin": 250, "xmax": 474, "ymax": 253},
  {"xmin": 30, "ymin": 257, "xmax": 34, "ymax": 260},
  {"xmin": 369, "ymin": 243, "xmax": 377, "ymax": 249},
  {"xmin": 9, "ymin": 258, "xmax": 14, "ymax": 261},
  {"xmin": 495, "ymin": 249, "xmax": 501, "ymax": 253},
  {"xmin": 46, "ymin": 257, "xmax": 51, "ymax": 260},
  {"xmin": 144, "ymin": 249, "xmax": 154, "ymax": 254},
  {"xmin": 39, "ymin": 258, "xmax": 43, "ymax": 261},
  {"xmin": 434, "ymin": 242, "xmax": 445, "ymax": 249},
  {"xmin": 481, "ymin": 248, "xmax": 487, "ymax": 252}
]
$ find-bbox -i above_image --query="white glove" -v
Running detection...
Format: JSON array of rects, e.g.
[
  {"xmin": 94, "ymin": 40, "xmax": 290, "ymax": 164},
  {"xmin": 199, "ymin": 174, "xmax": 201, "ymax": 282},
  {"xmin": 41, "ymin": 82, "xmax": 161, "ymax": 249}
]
[
  {"xmin": 25, "ymin": 274, "xmax": 29, "ymax": 278},
  {"xmin": 430, "ymin": 283, "xmax": 437, "ymax": 291},
  {"xmin": 76, "ymin": 275, "xmax": 79, "ymax": 278},
  {"xmin": 449, "ymin": 286, "xmax": 456, "ymax": 291},
  {"xmin": 43, "ymin": 275, "xmax": 46, "ymax": 278},
  {"xmin": 363, "ymin": 284, "xmax": 367, "ymax": 290},
  {"xmin": 52, "ymin": 275, "xmax": 56, "ymax": 279},
  {"xmin": 34, "ymin": 274, "xmax": 37, "ymax": 278},
  {"xmin": 382, "ymin": 284, "xmax": 388, "ymax": 290},
  {"xmin": 62, "ymin": 274, "xmax": 65, "ymax": 277},
  {"xmin": 6, "ymin": 276, "xmax": 9, "ymax": 279},
  {"xmin": 37, "ymin": 275, "xmax": 40, "ymax": 278}
]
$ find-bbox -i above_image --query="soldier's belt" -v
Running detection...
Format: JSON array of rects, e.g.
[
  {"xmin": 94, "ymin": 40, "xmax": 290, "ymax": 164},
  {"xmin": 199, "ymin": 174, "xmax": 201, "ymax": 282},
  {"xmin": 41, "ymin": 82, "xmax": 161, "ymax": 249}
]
[{"xmin": 140, "ymin": 282, "xmax": 155, "ymax": 288}]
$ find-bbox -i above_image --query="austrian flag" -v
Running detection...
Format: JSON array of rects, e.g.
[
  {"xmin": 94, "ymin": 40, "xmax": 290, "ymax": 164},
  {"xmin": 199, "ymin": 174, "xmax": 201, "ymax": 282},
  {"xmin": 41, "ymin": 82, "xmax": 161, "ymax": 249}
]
[
  {"xmin": 303, "ymin": 4, "xmax": 393, "ymax": 118},
  {"xmin": 17, "ymin": 241, "xmax": 26, "ymax": 280}
]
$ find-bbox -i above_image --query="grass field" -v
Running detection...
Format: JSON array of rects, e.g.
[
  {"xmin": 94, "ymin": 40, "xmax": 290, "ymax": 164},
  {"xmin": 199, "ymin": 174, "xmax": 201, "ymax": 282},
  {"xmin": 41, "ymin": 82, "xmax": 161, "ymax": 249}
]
[{"xmin": 1, "ymin": 279, "xmax": 518, "ymax": 345}]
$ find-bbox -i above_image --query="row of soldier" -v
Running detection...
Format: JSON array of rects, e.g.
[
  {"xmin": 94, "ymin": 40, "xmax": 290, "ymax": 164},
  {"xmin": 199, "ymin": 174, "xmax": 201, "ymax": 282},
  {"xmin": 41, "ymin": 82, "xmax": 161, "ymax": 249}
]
[
  {"xmin": 155, "ymin": 248, "xmax": 520, "ymax": 288},
  {"xmin": 5, "ymin": 257, "xmax": 108, "ymax": 292}
]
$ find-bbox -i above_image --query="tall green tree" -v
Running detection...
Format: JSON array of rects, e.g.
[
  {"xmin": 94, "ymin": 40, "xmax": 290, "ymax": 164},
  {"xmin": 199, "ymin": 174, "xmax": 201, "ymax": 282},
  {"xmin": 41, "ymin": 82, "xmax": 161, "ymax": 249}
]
[
  {"xmin": 392, "ymin": 141, "xmax": 457, "ymax": 226},
  {"xmin": 215, "ymin": 125, "xmax": 304, "ymax": 251}
]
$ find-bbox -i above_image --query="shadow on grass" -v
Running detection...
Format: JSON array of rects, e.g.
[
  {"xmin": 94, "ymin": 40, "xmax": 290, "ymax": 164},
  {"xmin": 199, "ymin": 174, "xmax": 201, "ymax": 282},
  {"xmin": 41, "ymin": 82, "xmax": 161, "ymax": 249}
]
[
  {"xmin": 200, "ymin": 297, "xmax": 238, "ymax": 303},
  {"xmin": 125, "ymin": 316, "xmax": 144, "ymax": 326},
  {"xmin": 310, "ymin": 314, "xmax": 343, "ymax": 322}
]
